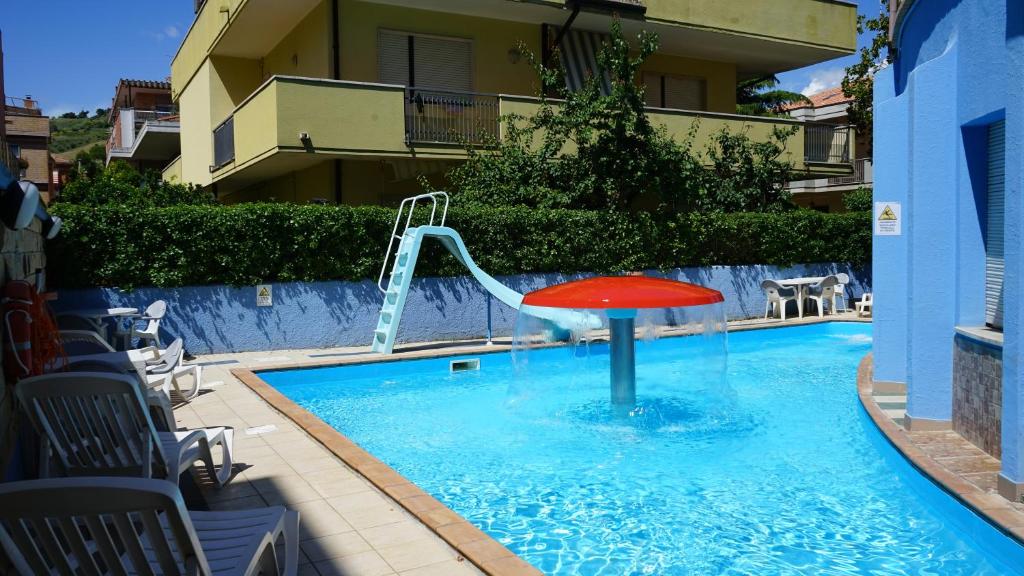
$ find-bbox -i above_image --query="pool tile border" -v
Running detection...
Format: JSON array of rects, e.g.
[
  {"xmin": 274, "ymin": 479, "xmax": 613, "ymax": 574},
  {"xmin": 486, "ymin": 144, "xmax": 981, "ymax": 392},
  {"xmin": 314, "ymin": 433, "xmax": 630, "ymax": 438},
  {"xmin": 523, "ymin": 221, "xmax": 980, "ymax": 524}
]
[
  {"xmin": 857, "ymin": 354, "xmax": 1024, "ymax": 543},
  {"xmin": 232, "ymin": 367, "xmax": 542, "ymax": 576}
]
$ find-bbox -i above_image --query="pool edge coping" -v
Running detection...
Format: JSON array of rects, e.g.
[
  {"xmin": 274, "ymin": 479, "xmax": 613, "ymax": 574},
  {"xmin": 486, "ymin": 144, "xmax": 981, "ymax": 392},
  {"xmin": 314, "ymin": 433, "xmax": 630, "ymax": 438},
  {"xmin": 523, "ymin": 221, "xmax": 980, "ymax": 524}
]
[
  {"xmin": 232, "ymin": 366, "xmax": 542, "ymax": 576},
  {"xmin": 856, "ymin": 354, "xmax": 1024, "ymax": 544}
]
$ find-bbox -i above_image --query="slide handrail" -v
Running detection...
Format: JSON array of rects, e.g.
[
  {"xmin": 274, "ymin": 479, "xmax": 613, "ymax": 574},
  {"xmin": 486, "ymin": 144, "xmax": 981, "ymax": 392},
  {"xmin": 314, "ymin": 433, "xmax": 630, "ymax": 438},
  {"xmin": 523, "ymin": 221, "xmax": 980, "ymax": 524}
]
[{"xmin": 378, "ymin": 192, "xmax": 449, "ymax": 293}]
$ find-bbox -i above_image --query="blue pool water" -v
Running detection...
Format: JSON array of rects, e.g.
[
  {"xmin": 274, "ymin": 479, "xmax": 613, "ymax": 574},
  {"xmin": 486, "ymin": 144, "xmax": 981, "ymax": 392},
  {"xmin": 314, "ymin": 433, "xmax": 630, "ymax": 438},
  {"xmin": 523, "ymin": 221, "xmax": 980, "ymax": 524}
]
[{"xmin": 263, "ymin": 323, "xmax": 1024, "ymax": 575}]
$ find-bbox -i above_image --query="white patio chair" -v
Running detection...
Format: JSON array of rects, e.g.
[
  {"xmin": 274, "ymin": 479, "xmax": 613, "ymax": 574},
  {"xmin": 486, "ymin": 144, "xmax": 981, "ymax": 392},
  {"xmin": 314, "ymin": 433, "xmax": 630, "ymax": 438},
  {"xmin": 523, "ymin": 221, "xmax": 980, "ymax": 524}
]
[
  {"xmin": 0, "ymin": 476, "xmax": 299, "ymax": 576},
  {"xmin": 856, "ymin": 292, "xmax": 873, "ymax": 317},
  {"xmin": 120, "ymin": 299, "xmax": 167, "ymax": 348},
  {"xmin": 144, "ymin": 338, "xmax": 204, "ymax": 402},
  {"xmin": 761, "ymin": 280, "xmax": 799, "ymax": 321},
  {"xmin": 833, "ymin": 272, "xmax": 851, "ymax": 313},
  {"xmin": 61, "ymin": 358, "xmax": 177, "ymax": 431},
  {"xmin": 16, "ymin": 372, "xmax": 234, "ymax": 487},
  {"xmin": 805, "ymin": 275, "xmax": 840, "ymax": 317}
]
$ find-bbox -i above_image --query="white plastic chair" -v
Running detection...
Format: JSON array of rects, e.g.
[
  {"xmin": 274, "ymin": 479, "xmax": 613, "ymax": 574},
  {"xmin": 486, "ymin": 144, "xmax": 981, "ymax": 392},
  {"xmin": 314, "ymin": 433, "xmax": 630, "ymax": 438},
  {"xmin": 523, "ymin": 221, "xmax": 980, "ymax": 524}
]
[
  {"xmin": 833, "ymin": 272, "xmax": 850, "ymax": 313},
  {"xmin": 143, "ymin": 338, "xmax": 204, "ymax": 402},
  {"xmin": 16, "ymin": 372, "xmax": 234, "ymax": 487},
  {"xmin": 761, "ymin": 280, "xmax": 799, "ymax": 321},
  {"xmin": 0, "ymin": 476, "xmax": 299, "ymax": 576},
  {"xmin": 123, "ymin": 300, "xmax": 167, "ymax": 348},
  {"xmin": 805, "ymin": 275, "xmax": 840, "ymax": 318},
  {"xmin": 856, "ymin": 292, "xmax": 873, "ymax": 317}
]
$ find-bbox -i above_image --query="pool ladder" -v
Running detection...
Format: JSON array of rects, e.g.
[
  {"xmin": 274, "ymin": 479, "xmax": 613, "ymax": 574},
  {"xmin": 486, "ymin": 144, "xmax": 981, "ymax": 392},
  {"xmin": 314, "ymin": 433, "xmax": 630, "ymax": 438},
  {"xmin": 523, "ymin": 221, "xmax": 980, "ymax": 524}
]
[{"xmin": 372, "ymin": 192, "xmax": 449, "ymax": 354}]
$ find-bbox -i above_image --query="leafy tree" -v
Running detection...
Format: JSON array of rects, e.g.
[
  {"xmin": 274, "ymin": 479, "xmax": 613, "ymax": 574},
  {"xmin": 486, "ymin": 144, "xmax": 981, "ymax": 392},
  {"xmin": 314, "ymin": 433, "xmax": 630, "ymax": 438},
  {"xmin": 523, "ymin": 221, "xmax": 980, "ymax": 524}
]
[
  {"xmin": 842, "ymin": 1, "xmax": 892, "ymax": 133},
  {"xmin": 67, "ymin": 143, "xmax": 107, "ymax": 181},
  {"xmin": 736, "ymin": 76, "xmax": 810, "ymax": 116},
  {"xmin": 57, "ymin": 161, "xmax": 216, "ymax": 207},
  {"xmin": 93, "ymin": 108, "xmax": 110, "ymax": 119},
  {"xmin": 443, "ymin": 20, "xmax": 796, "ymax": 213},
  {"xmin": 59, "ymin": 111, "xmax": 78, "ymax": 119},
  {"xmin": 76, "ymin": 110, "xmax": 89, "ymax": 119},
  {"xmin": 843, "ymin": 186, "xmax": 873, "ymax": 212}
]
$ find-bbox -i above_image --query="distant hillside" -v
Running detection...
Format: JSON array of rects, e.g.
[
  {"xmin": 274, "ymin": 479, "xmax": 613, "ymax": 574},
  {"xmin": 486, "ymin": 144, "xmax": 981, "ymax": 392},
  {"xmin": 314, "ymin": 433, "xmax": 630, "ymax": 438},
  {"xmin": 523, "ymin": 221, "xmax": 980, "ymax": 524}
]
[
  {"xmin": 50, "ymin": 116, "xmax": 111, "ymax": 153},
  {"xmin": 53, "ymin": 140, "xmax": 106, "ymax": 162}
]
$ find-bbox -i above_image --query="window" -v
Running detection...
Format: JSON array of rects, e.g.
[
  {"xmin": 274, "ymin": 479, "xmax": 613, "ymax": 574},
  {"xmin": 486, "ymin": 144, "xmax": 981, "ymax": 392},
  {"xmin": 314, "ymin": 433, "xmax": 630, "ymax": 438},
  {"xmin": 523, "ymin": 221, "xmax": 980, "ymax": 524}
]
[
  {"xmin": 378, "ymin": 30, "xmax": 472, "ymax": 92},
  {"xmin": 8, "ymin": 144, "xmax": 24, "ymax": 178},
  {"xmin": 643, "ymin": 73, "xmax": 706, "ymax": 111},
  {"xmin": 985, "ymin": 120, "xmax": 1006, "ymax": 329}
]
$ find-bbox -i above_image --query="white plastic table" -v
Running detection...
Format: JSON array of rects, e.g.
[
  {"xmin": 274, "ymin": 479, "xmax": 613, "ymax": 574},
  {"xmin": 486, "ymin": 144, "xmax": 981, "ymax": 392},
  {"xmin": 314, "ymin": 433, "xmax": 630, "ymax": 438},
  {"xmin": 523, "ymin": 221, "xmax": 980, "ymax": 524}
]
[
  {"xmin": 57, "ymin": 307, "xmax": 139, "ymax": 345},
  {"xmin": 778, "ymin": 277, "xmax": 825, "ymax": 318}
]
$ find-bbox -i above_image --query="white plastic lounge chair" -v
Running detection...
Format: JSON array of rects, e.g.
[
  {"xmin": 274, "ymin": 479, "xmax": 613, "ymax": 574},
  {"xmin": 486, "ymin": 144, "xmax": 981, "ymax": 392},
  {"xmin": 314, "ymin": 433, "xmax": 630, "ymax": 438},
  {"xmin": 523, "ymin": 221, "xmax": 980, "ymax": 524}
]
[
  {"xmin": 129, "ymin": 299, "xmax": 167, "ymax": 348},
  {"xmin": 856, "ymin": 292, "xmax": 873, "ymax": 317},
  {"xmin": 16, "ymin": 372, "xmax": 234, "ymax": 487},
  {"xmin": 761, "ymin": 280, "xmax": 799, "ymax": 321},
  {"xmin": 833, "ymin": 272, "xmax": 851, "ymax": 313},
  {"xmin": 144, "ymin": 338, "xmax": 204, "ymax": 401},
  {"xmin": 60, "ymin": 329, "xmax": 116, "ymax": 355},
  {"xmin": 0, "ymin": 477, "xmax": 299, "ymax": 576},
  {"xmin": 805, "ymin": 275, "xmax": 840, "ymax": 318},
  {"xmin": 61, "ymin": 358, "xmax": 177, "ymax": 431}
]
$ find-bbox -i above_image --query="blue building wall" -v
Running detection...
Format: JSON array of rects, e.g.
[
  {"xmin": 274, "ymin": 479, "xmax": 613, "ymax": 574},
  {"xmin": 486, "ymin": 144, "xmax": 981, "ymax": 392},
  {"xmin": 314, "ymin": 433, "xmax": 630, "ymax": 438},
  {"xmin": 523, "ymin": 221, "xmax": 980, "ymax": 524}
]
[
  {"xmin": 875, "ymin": 0, "xmax": 1024, "ymax": 493},
  {"xmin": 52, "ymin": 263, "xmax": 869, "ymax": 355}
]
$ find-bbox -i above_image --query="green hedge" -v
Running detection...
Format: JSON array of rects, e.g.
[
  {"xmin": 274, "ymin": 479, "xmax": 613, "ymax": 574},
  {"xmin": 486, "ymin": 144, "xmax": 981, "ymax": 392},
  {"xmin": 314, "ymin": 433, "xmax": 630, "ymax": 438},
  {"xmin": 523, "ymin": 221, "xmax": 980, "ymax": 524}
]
[{"xmin": 47, "ymin": 203, "xmax": 870, "ymax": 289}]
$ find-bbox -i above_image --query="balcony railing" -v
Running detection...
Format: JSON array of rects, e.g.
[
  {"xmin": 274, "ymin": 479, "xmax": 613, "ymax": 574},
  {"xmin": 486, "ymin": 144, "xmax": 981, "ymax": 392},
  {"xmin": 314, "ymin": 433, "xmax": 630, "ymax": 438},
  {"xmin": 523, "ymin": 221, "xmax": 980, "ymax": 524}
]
[
  {"xmin": 212, "ymin": 116, "xmax": 235, "ymax": 170},
  {"xmin": 804, "ymin": 124, "xmax": 852, "ymax": 164},
  {"xmin": 827, "ymin": 158, "xmax": 872, "ymax": 186},
  {"xmin": 404, "ymin": 88, "xmax": 500, "ymax": 146}
]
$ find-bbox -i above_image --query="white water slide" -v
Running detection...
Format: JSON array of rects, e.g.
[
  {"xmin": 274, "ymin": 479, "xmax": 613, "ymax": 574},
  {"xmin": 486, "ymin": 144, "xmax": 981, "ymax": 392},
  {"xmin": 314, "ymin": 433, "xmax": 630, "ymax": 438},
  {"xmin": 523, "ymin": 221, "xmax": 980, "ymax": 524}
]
[{"xmin": 372, "ymin": 193, "xmax": 594, "ymax": 354}]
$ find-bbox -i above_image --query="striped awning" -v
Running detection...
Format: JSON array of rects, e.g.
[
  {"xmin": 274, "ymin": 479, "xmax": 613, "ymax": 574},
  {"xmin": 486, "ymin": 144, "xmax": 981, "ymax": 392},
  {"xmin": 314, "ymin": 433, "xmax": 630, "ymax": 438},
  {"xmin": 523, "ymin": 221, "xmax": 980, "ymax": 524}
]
[{"xmin": 555, "ymin": 28, "xmax": 612, "ymax": 95}]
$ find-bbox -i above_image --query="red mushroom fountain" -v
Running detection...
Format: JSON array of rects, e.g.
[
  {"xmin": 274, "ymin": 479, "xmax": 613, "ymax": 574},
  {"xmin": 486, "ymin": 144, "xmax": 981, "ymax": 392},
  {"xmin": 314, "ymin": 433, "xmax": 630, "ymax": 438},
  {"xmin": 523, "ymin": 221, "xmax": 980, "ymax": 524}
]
[{"xmin": 517, "ymin": 276, "xmax": 725, "ymax": 408}]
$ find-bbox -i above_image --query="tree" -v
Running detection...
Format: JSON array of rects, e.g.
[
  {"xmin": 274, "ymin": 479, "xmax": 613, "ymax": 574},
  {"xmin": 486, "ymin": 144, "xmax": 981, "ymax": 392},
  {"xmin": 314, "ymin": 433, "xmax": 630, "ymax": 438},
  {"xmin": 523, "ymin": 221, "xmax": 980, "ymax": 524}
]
[
  {"xmin": 57, "ymin": 161, "xmax": 215, "ymax": 207},
  {"xmin": 841, "ymin": 1, "xmax": 892, "ymax": 133},
  {"xmin": 442, "ymin": 20, "xmax": 796, "ymax": 213},
  {"xmin": 76, "ymin": 110, "xmax": 89, "ymax": 119},
  {"xmin": 736, "ymin": 76, "xmax": 810, "ymax": 116},
  {"xmin": 59, "ymin": 112, "xmax": 78, "ymax": 119},
  {"xmin": 93, "ymin": 108, "xmax": 109, "ymax": 118}
]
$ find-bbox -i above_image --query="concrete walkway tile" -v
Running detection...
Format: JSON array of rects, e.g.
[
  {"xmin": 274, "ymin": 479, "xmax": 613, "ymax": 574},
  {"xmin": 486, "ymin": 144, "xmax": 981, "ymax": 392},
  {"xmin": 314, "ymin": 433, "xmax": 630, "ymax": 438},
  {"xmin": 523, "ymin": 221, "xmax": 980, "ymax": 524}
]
[
  {"xmin": 399, "ymin": 559, "xmax": 480, "ymax": 576},
  {"xmin": 302, "ymin": 531, "xmax": 374, "ymax": 563},
  {"xmin": 290, "ymin": 500, "xmax": 356, "ymax": 541},
  {"xmin": 314, "ymin": 550, "xmax": 401, "ymax": 576},
  {"xmin": 376, "ymin": 537, "xmax": 458, "ymax": 572}
]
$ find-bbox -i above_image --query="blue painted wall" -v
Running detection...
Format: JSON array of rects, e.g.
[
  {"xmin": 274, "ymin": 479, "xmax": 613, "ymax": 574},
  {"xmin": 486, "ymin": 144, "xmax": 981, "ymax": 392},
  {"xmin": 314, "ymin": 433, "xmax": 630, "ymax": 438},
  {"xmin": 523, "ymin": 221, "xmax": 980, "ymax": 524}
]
[
  {"xmin": 52, "ymin": 263, "xmax": 869, "ymax": 355},
  {"xmin": 876, "ymin": 0, "xmax": 1023, "ymax": 483}
]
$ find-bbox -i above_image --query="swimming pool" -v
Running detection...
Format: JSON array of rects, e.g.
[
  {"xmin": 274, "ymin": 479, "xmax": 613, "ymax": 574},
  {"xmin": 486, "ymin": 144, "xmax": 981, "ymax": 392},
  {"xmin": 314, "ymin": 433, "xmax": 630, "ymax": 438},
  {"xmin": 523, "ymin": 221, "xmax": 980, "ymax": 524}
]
[{"xmin": 262, "ymin": 322, "xmax": 1024, "ymax": 575}]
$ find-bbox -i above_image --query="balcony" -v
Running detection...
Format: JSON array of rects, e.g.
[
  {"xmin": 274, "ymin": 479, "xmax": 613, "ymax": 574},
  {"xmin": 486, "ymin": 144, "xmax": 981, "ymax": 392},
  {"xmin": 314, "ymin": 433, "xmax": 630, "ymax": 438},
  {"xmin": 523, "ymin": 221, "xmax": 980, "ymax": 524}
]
[
  {"xmin": 107, "ymin": 107, "xmax": 181, "ymax": 165},
  {"xmin": 209, "ymin": 76, "xmax": 854, "ymax": 191},
  {"xmin": 788, "ymin": 158, "xmax": 872, "ymax": 196}
]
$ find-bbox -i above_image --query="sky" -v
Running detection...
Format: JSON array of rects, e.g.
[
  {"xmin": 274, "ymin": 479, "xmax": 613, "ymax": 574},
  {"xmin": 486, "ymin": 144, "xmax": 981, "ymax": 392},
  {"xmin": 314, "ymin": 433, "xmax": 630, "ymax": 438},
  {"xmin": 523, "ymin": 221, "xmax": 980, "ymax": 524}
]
[{"xmin": 1, "ymin": 0, "xmax": 883, "ymax": 117}]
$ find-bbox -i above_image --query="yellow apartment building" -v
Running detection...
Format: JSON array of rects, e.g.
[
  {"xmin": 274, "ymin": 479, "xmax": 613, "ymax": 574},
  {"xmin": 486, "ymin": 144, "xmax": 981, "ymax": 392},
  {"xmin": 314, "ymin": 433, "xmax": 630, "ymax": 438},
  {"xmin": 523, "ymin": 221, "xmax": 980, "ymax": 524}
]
[{"xmin": 167, "ymin": 0, "xmax": 858, "ymax": 205}]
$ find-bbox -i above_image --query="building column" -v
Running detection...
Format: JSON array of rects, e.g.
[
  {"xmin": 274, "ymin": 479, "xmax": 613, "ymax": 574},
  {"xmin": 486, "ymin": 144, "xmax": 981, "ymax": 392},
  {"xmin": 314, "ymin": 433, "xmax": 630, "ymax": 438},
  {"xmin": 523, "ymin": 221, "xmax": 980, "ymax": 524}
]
[
  {"xmin": 999, "ymin": 10, "xmax": 1024, "ymax": 501},
  {"xmin": 903, "ymin": 42, "xmax": 960, "ymax": 429},
  {"xmin": 871, "ymin": 68, "xmax": 910, "ymax": 387}
]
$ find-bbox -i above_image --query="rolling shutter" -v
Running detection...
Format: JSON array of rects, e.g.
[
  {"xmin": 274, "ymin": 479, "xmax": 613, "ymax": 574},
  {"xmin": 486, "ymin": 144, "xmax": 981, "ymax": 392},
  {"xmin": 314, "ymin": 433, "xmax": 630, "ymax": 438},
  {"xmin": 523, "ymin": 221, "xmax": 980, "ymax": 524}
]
[
  {"xmin": 642, "ymin": 73, "xmax": 706, "ymax": 110},
  {"xmin": 378, "ymin": 31, "xmax": 409, "ymax": 86},
  {"xmin": 985, "ymin": 120, "xmax": 1005, "ymax": 328},
  {"xmin": 378, "ymin": 31, "xmax": 472, "ymax": 92},
  {"xmin": 413, "ymin": 36, "xmax": 472, "ymax": 92}
]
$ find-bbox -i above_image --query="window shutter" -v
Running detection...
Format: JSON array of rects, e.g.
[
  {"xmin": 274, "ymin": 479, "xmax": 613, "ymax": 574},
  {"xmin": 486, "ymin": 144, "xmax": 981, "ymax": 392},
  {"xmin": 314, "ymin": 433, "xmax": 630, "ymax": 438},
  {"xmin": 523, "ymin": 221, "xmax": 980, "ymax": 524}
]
[
  {"xmin": 643, "ymin": 72, "xmax": 662, "ymax": 107},
  {"xmin": 663, "ymin": 76, "xmax": 706, "ymax": 111},
  {"xmin": 412, "ymin": 36, "xmax": 472, "ymax": 92},
  {"xmin": 985, "ymin": 120, "xmax": 1006, "ymax": 328},
  {"xmin": 378, "ymin": 30, "xmax": 409, "ymax": 86}
]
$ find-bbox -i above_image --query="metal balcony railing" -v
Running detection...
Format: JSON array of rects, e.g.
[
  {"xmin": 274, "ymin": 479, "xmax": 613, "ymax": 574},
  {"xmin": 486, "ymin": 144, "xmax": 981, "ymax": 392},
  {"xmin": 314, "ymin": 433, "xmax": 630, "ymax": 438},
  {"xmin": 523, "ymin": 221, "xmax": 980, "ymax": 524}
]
[
  {"xmin": 804, "ymin": 124, "xmax": 852, "ymax": 164},
  {"xmin": 212, "ymin": 116, "xmax": 235, "ymax": 170},
  {"xmin": 827, "ymin": 158, "xmax": 872, "ymax": 186},
  {"xmin": 404, "ymin": 88, "xmax": 500, "ymax": 146}
]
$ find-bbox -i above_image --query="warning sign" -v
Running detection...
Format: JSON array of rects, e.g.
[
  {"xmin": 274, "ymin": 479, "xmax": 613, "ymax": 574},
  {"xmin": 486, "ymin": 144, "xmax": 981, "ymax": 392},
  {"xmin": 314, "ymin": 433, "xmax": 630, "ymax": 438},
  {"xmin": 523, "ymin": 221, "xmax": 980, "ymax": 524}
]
[
  {"xmin": 256, "ymin": 284, "xmax": 273, "ymax": 307},
  {"xmin": 874, "ymin": 202, "xmax": 901, "ymax": 236}
]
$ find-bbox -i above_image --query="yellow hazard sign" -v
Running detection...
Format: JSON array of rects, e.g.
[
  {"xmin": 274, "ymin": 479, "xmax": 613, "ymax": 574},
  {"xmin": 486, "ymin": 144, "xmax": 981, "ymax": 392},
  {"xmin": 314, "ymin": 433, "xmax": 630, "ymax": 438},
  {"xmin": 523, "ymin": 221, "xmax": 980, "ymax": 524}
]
[
  {"xmin": 874, "ymin": 202, "xmax": 901, "ymax": 236},
  {"xmin": 257, "ymin": 284, "xmax": 273, "ymax": 307}
]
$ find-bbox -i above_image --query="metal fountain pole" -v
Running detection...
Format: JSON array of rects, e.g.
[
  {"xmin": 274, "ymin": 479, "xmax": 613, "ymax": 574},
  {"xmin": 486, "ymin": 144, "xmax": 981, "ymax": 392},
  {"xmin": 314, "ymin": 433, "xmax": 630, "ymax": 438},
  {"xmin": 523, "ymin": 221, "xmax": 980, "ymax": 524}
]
[{"xmin": 608, "ymin": 308, "xmax": 637, "ymax": 407}]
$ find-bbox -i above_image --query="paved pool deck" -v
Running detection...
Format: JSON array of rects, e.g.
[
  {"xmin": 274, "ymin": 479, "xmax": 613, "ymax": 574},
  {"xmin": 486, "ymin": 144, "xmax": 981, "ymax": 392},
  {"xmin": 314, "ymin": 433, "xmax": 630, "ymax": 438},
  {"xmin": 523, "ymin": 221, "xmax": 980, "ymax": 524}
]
[
  {"xmin": 180, "ymin": 312, "xmax": 869, "ymax": 576},
  {"xmin": 858, "ymin": 355, "xmax": 1024, "ymax": 543}
]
